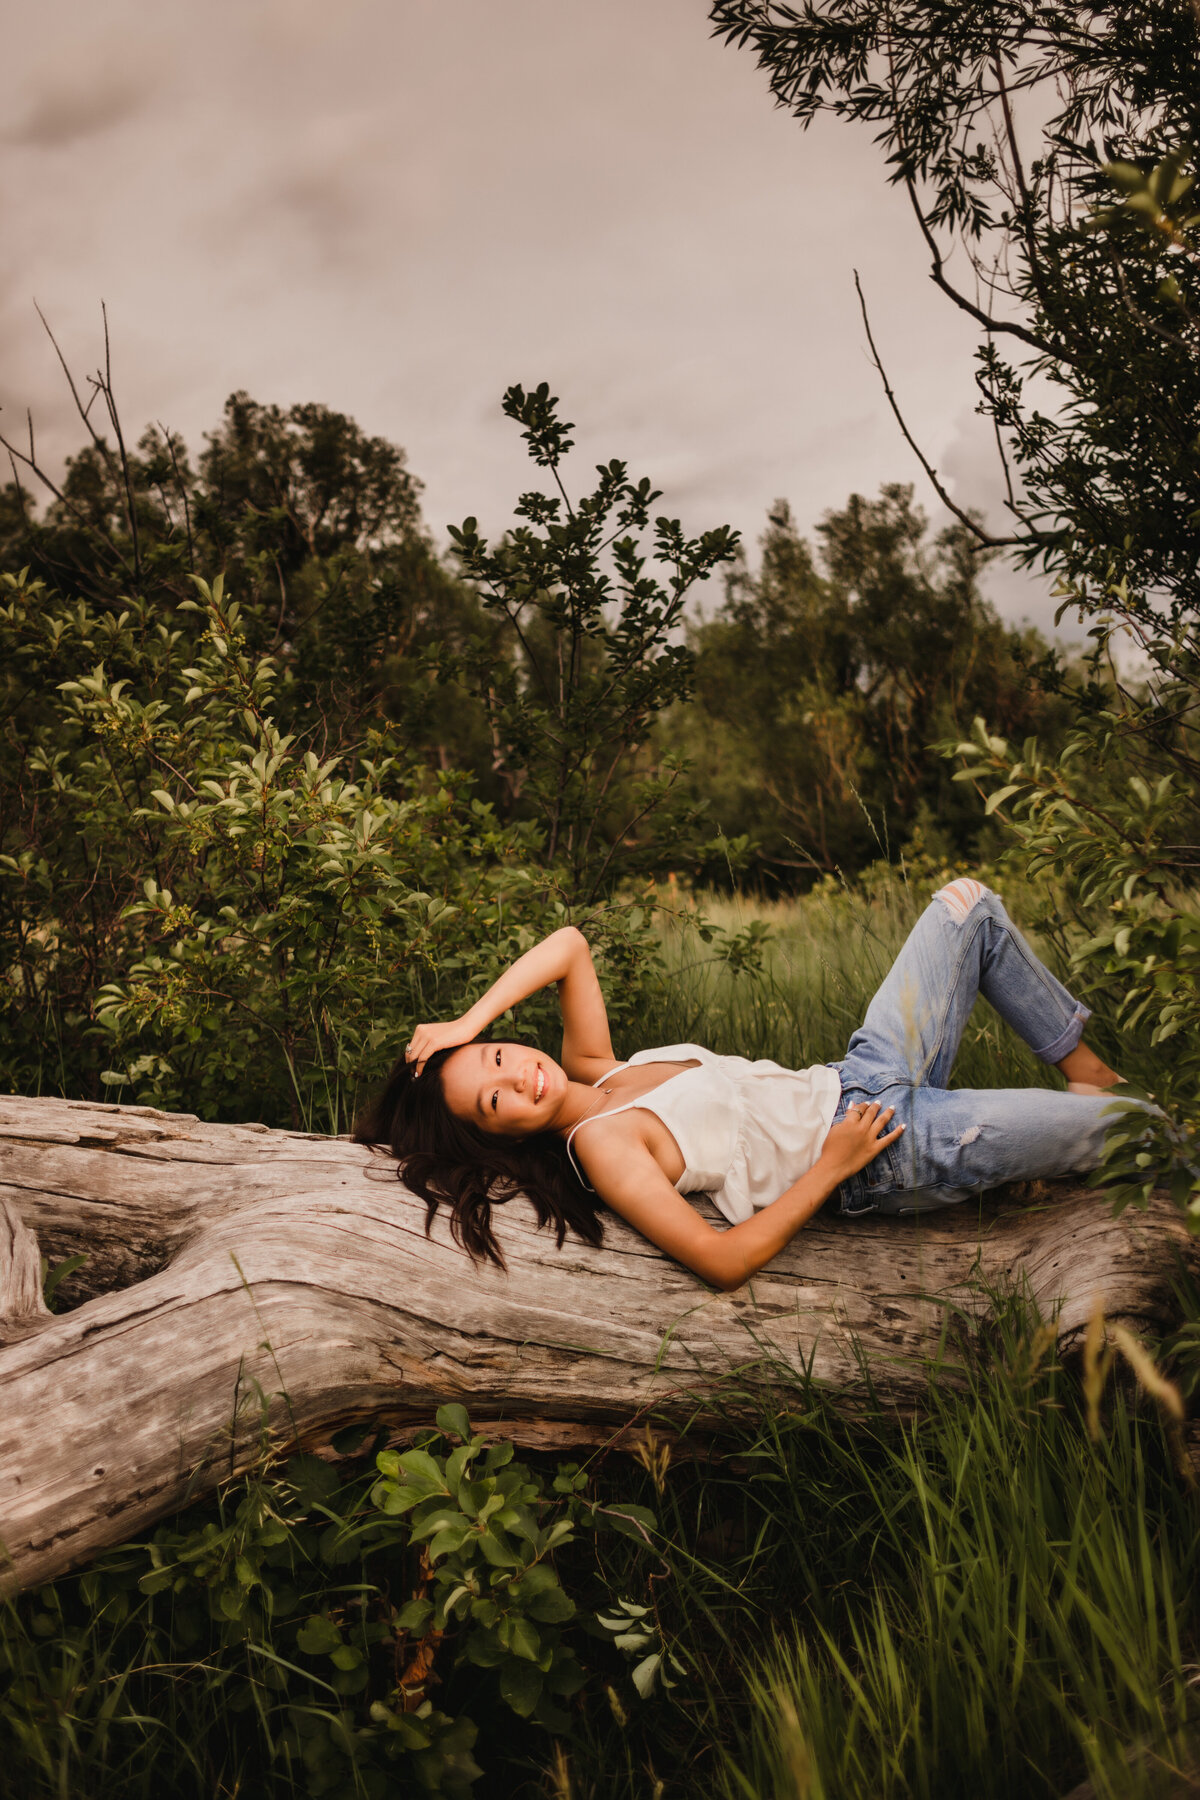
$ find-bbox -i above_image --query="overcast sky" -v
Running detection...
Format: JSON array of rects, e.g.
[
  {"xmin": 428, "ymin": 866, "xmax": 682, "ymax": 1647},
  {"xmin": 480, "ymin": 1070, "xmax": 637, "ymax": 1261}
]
[{"xmin": 3, "ymin": 0, "xmax": 1057, "ymax": 626}]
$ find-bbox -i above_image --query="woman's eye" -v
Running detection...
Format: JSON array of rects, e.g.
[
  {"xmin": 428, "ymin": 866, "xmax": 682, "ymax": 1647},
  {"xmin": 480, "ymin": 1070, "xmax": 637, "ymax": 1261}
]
[
  {"xmin": 495, "ymin": 1047, "xmax": 501, "ymax": 1066},
  {"xmin": 490, "ymin": 1090, "xmax": 498, "ymax": 1112}
]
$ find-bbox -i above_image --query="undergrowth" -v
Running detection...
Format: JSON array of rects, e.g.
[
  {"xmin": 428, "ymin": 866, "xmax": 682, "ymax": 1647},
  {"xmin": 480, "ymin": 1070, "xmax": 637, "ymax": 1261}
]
[{"xmin": 2, "ymin": 1294, "xmax": 1196, "ymax": 1800}]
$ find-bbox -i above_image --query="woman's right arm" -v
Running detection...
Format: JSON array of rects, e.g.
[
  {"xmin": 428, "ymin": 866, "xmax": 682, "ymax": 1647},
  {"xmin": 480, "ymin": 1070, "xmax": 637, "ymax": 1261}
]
[
  {"xmin": 406, "ymin": 925, "xmax": 616, "ymax": 1080},
  {"xmin": 581, "ymin": 1104, "xmax": 903, "ymax": 1291}
]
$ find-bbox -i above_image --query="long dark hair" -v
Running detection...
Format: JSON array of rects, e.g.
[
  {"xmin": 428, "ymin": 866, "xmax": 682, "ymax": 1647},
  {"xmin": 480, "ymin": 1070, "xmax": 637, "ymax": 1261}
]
[{"xmin": 353, "ymin": 1041, "xmax": 604, "ymax": 1269}]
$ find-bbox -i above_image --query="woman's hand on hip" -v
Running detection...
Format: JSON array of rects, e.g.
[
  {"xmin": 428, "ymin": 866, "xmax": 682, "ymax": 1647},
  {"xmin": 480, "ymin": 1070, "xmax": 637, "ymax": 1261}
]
[
  {"xmin": 820, "ymin": 1102, "xmax": 904, "ymax": 1181},
  {"xmin": 405, "ymin": 1018, "xmax": 477, "ymax": 1076}
]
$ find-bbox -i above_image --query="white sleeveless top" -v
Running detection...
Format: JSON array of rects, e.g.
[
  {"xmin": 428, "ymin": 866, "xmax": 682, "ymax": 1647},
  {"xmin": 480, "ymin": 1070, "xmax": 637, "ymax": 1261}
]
[{"xmin": 565, "ymin": 1043, "xmax": 842, "ymax": 1226}]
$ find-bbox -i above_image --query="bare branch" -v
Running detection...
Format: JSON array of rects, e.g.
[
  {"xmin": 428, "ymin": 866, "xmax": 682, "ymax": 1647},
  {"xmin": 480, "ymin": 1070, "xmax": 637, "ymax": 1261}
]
[
  {"xmin": 853, "ymin": 272, "xmax": 1029, "ymax": 552},
  {"xmin": 32, "ymin": 301, "xmax": 113, "ymax": 457},
  {"xmin": 158, "ymin": 423, "xmax": 195, "ymax": 568},
  {"xmin": 901, "ymin": 174, "xmax": 1064, "ymax": 361},
  {"xmin": 991, "ymin": 47, "xmax": 1057, "ymax": 326},
  {"xmin": 97, "ymin": 302, "xmax": 142, "ymax": 584}
]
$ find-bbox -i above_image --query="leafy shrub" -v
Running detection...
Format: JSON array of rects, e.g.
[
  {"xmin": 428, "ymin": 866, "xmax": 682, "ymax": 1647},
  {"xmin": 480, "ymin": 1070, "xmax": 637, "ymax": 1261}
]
[
  {"xmin": 0, "ymin": 567, "xmax": 652, "ymax": 1124},
  {"xmin": 0, "ymin": 1407, "xmax": 663, "ymax": 1800},
  {"xmin": 444, "ymin": 382, "xmax": 740, "ymax": 898}
]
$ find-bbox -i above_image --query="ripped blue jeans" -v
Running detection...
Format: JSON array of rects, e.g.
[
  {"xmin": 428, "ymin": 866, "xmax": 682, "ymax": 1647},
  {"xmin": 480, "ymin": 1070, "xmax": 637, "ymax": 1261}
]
[{"xmin": 830, "ymin": 879, "xmax": 1124, "ymax": 1216}]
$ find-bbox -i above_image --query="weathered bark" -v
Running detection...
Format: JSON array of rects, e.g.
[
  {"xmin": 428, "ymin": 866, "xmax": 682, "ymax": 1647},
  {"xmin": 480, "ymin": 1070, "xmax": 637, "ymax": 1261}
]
[{"xmin": 0, "ymin": 1093, "xmax": 1195, "ymax": 1593}]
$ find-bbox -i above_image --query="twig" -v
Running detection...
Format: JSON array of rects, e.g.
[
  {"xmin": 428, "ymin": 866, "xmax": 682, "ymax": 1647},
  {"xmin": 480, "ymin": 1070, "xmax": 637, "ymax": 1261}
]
[
  {"xmin": 97, "ymin": 303, "xmax": 142, "ymax": 584},
  {"xmin": 900, "ymin": 173, "xmax": 1060, "ymax": 360},
  {"xmin": 853, "ymin": 272, "xmax": 1026, "ymax": 551},
  {"xmin": 33, "ymin": 300, "xmax": 110, "ymax": 453},
  {"xmin": 158, "ymin": 423, "xmax": 195, "ymax": 568}
]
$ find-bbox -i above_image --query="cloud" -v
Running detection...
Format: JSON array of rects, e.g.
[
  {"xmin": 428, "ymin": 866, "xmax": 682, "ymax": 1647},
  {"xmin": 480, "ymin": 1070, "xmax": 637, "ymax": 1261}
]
[
  {"xmin": 5, "ymin": 38, "xmax": 164, "ymax": 148},
  {"xmin": 230, "ymin": 113, "xmax": 395, "ymax": 270}
]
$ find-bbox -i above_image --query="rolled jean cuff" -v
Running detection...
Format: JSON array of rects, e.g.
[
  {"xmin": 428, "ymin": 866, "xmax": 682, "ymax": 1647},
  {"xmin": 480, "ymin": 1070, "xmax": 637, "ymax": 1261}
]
[{"xmin": 1035, "ymin": 1002, "xmax": 1091, "ymax": 1065}]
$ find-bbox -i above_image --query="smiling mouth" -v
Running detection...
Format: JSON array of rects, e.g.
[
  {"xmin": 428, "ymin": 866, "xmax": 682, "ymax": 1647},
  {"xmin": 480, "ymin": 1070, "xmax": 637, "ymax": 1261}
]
[{"xmin": 534, "ymin": 1065, "xmax": 546, "ymax": 1102}]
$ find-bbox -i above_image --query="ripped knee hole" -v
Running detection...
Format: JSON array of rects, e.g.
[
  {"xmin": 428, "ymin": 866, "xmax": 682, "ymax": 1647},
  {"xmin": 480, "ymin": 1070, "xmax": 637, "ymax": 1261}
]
[{"xmin": 934, "ymin": 877, "xmax": 990, "ymax": 923}]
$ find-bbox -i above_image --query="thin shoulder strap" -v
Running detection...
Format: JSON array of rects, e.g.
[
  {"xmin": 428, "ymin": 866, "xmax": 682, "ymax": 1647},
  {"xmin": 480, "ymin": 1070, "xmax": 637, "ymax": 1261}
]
[
  {"xmin": 564, "ymin": 1097, "xmax": 640, "ymax": 1189},
  {"xmin": 565, "ymin": 1058, "xmax": 644, "ymax": 1187}
]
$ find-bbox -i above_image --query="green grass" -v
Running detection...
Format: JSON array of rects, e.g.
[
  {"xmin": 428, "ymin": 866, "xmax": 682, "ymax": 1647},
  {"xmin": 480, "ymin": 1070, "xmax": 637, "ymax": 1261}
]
[
  {"xmin": 553, "ymin": 1298, "xmax": 1200, "ymax": 1800},
  {"xmin": 711, "ymin": 1334, "xmax": 1198, "ymax": 1800},
  {"xmin": 642, "ymin": 871, "xmax": 1060, "ymax": 1089}
]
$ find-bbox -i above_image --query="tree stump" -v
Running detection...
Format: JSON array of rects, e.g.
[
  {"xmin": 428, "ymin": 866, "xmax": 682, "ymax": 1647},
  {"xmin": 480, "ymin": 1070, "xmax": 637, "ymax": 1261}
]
[{"xmin": 0, "ymin": 1093, "xmax": 1194, "ymax": 1592}]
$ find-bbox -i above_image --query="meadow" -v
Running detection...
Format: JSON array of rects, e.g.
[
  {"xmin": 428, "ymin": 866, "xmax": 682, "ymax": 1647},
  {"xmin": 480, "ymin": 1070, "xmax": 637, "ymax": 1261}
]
[{"xmin": 646, "ymin": 870, "xmax": 1056, "ymax": 1086}]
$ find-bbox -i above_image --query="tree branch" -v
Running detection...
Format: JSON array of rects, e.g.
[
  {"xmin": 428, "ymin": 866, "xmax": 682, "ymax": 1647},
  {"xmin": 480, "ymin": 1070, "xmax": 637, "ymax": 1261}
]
[
  {"xmin": 853, "ymin": 272, "xmax": 1029, "ymax": 551},
  {"xmin": 901, "ymin": 173, "xmax": 1064, "ymax": 362}
]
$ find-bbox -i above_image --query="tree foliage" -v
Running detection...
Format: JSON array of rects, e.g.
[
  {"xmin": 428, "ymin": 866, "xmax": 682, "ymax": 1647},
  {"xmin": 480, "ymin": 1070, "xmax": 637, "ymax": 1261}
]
[
  {"xmin": 709, "ymin": 0, "xmax": 1200, "ymax": 612},
  {"xmin": 0, "ymin": 384, "xmax": 497, "ymax": 776},
  {"xmin": 0, "ymin": 1406, "xmax": 665, "ymax": 1799},
  {"xmin": 673, "ymin": 489, "xmax": 1068, "ymax": 882},
  {"xmin": 0, "ymin": 373, "xmax": 748, "ymax": 1114},
  {"xmin": 445, "ymin": 383, "xmax": 740, "ymax": 898}
]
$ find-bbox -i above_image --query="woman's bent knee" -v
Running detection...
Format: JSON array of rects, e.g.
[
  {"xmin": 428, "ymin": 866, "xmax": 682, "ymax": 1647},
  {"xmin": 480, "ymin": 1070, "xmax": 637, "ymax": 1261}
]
[{"xmin": 932, "ymin": 877, "xmax": 992, "ymax": 923}]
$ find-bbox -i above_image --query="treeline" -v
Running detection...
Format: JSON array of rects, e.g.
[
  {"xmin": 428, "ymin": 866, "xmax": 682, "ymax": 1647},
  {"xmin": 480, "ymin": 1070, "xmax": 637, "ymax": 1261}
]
[
  {"xmin": 0, "ymin": 389, "xmax": 1065, "ymax": 896},
  {"xmin": 679, "ymin": 490, "xmax": 1067, "ymax": 883}
]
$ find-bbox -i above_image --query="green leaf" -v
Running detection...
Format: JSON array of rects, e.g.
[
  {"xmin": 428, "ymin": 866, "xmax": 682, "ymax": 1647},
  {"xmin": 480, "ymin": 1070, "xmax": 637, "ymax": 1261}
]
[
  {"xmin": 526, "ymin": 1584, "xmax": 574, "ymax": 1624},
  {"xmin": 435, "ymin": 1402, "xmax": 472, "ymax": 1441},
  {"xmin": 499, "ymin": 1656, "xmax": 543, "ymax": 1717},
  {"xmin": 286, "ymin": 1453, "xmax": 340, "ymax": 1510},
  {"xmin": 296, "ymin": 1614, "xmax": 342, "ymax": 1655},
  {"xmin": 399, "ymin": 1449, "xmax": 450, "ymax": 1494},
  {"xmin": 396, "ymin": 1597, "xmax": 434, "ymax": 1634},
  {"xmin": 632, "ymin": 1651, "xmax": 663, "ymax": 1698},
  {"xmin": 427, "ymin": 1522, "xmax": 472, "ymax": 1560},
  {"xmin": 506, "ymin": 1614, "xmax": 542, "ymax": 1661},
  {"xmin": 331, "ymin": 1662, "xmax": 369, "ymax": 1695},
  {"xmin": 218, "ymin": 1585, "xmax": 246, "ymax": 1621},
  {"xmin": 42, "ymin": 1252, "xmax": 88, "ymax": 1308},
  {"xmin": 477, "ymin": 1526, "xmax": 522, "ymax": 1569},
  {"xmin": 373, "ymin": 1480, "xmax": 429, "ymax": 1515}
]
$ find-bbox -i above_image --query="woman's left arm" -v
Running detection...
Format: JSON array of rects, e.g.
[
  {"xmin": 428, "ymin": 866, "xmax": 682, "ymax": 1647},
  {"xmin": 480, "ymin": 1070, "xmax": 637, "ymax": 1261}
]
[{"xmin": 406, "ymin": 926, "xmax": 616, "ymax": 1079}]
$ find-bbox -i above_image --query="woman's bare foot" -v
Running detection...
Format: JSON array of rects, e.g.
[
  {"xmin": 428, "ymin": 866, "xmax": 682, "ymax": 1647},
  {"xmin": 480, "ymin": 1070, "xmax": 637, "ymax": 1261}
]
[{"xmin": 1056, "ymin": 1040, "xmax": 1122, "ymax": 1093}]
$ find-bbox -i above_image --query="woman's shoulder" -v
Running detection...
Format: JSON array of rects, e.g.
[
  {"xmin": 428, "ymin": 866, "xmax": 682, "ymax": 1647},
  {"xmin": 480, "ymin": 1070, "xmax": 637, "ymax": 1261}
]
[{"xmin": 567, "ymin": 1100, "xmax": 660, "ymax": 1174}]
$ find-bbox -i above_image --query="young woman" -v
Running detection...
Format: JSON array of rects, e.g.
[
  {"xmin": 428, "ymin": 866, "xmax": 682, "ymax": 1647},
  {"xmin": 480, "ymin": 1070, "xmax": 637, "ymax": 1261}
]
[{"xmin": 355, "ymin": 879, "xmax": 1129, "ymax": 1291}]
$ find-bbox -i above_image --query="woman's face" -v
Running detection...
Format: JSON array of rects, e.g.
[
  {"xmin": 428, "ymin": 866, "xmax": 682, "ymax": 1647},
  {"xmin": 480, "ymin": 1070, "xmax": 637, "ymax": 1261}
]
[{"xmin": 440, "ymin": 1041, "xmax": 568, "ymax": 1138}]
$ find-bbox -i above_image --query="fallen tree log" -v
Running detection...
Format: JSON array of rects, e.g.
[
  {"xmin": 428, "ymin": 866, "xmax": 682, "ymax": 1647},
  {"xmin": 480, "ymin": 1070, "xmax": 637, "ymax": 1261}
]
[{"xmin": 0, "ymin": 1092, "xmax": 1195, "ymax": 1593}]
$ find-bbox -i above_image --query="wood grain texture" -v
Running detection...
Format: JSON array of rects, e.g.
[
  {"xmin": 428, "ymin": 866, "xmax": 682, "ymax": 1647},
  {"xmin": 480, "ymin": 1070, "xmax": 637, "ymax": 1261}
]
[
  {"xmin": 0, "ymin": 1197, "xmax": 49, "ymax": 1337},
  {"xmin": 0, "ymin": 1093, "xmax": 1195, "ymax": 1592}
]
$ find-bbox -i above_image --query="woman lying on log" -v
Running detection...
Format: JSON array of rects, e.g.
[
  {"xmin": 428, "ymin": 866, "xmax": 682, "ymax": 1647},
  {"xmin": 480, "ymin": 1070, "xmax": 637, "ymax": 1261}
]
[{"xmin": 355, "ymin": 879, "xmax": 1136, "ymax": 1291}]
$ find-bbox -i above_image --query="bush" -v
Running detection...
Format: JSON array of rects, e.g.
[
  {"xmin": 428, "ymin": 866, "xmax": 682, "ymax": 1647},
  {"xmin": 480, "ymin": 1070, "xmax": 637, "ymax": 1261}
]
[
  {"xmin": 0, "ymin": 568, "xmax": 652, "ymax": 1126},
  {"xmin": 0, "ymin": 1407, "xmax": 663, "ymax": 1800}
]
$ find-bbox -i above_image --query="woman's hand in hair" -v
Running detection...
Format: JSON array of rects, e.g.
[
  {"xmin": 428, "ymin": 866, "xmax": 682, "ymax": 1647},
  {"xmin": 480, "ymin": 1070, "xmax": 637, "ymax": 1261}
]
[
  {"xmin": 819, "ymin": 1102, "xmax": 904, "ymax": 1181},
  {"xmin": 405, "ymin": 1018, "xmax": 477, "ymax": 1076}
]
